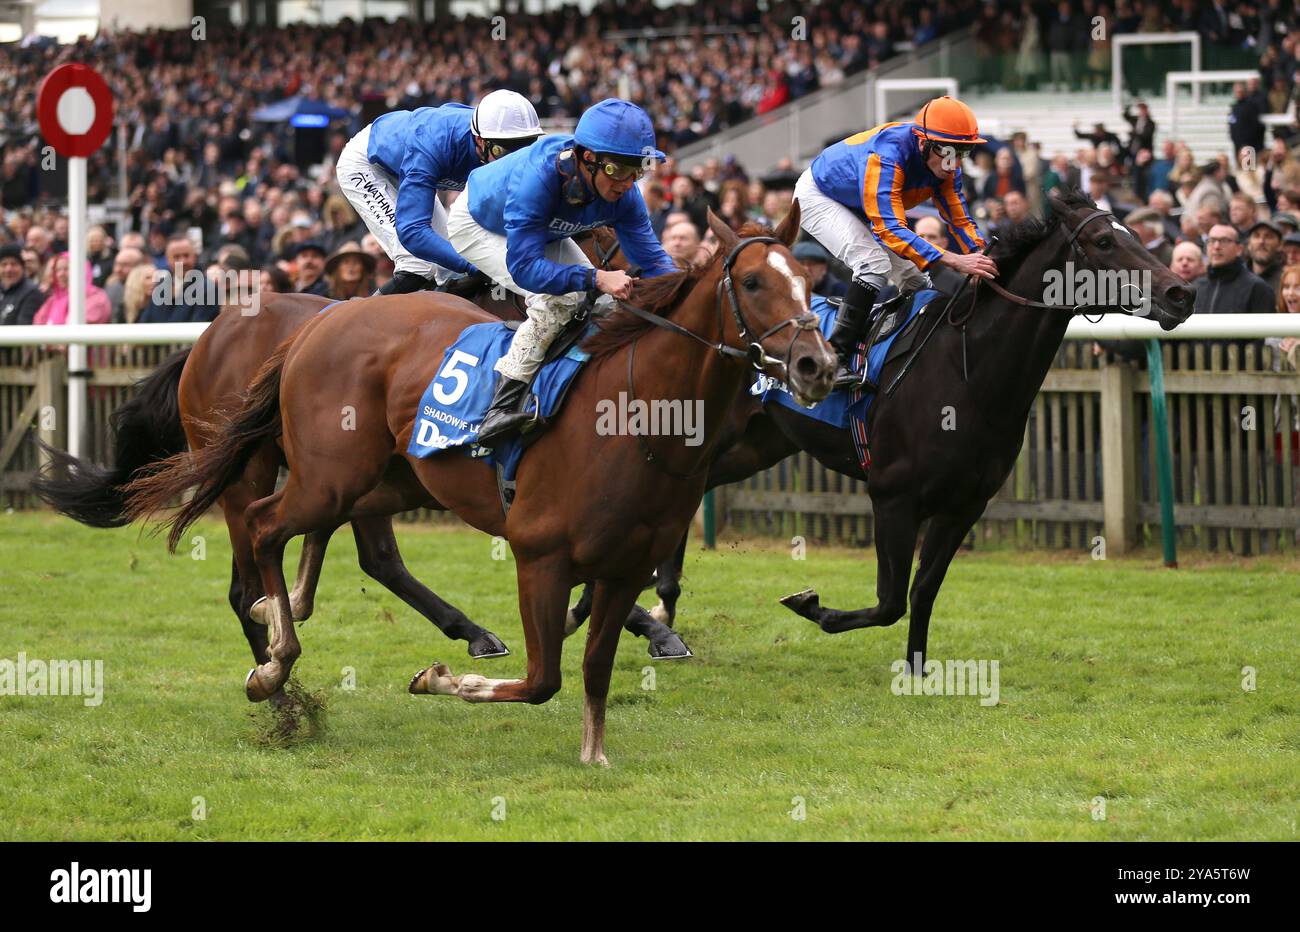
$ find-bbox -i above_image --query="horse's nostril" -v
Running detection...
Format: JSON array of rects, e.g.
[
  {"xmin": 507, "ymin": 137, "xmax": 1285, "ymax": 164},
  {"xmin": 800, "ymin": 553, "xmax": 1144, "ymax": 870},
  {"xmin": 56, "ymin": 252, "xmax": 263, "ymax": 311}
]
[
  {"xmin": 795, "ymin": 354, "xmax": 821, "ymax": 380},
  {"xmin": 1166, "ymin": 286, "xmax": 1190, "ymax": 307}
]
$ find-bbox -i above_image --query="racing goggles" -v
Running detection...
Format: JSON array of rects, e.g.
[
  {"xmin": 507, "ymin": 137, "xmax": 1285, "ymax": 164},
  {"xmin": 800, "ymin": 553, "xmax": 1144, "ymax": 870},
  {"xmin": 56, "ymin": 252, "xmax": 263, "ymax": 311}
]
[
  {"xmin": 483, "ymin": 136, "xmax": 539, "ymax": 160},
  {"xmin": 933, "ymin": 141, "xmax": 975, "ymax": 162},
  {"xmin": 597, "ymin": 157, "xmax": 649, "ymax": 182}
]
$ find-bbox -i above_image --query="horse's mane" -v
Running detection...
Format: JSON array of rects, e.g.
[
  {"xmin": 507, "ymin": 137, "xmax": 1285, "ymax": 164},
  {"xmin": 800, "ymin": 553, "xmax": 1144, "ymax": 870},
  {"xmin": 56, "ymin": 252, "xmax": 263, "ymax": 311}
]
[
  {"xmin": 985, "ymin": 186, "xmax": 1094, "ymax": 264},
  {"xmin": 581, "ymin": 220, "xmax": 776, "ymax": 360}
]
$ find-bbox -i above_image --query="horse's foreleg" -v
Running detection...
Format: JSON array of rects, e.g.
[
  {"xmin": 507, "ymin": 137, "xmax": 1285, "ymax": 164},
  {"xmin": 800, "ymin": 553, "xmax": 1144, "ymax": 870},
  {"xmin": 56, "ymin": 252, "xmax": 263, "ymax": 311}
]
[
  {"xmin": 780, "ymin": 494, "xmax": 919, "ymax": 634},
  {"xmin": 580, "ymin": 579, "xmax": 644, "ymax": 767},
  {"xmin": 350, "ymin": 516, "xmax": 509, "ymax": 659},
  {"xmin": 905, "ymin": 504, "xmax": 983, "ymax": 672},
  {"xmin": 410, "ymin": 554, "xmax": 569, "ymax": 704}
]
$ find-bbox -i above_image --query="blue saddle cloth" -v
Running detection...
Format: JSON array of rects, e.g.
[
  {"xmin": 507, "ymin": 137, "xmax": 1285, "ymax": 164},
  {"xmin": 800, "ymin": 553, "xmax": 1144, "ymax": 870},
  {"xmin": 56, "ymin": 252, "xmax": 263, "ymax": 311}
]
[
  {"xmin": 407, "ymin": 320, "xmax": 595, "ymax": 481},
  {"xmin": 752, "ymin": 291, "xmax": 935, "ymax": 466}
]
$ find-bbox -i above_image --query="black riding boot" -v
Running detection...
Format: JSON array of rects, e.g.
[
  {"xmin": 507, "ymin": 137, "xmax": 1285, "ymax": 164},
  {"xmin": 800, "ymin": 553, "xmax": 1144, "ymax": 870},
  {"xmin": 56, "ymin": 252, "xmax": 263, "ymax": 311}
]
[
  {"xmin": 828, "ymin": 280, "xmax": 879, "ymax": 389},
  {"xmin": 475, "ymin": 375, "xmax": 533, "ymax": 449},
  {"xmin": 375, "ymin": 271, "xmax": 435, "ymax": 295}
]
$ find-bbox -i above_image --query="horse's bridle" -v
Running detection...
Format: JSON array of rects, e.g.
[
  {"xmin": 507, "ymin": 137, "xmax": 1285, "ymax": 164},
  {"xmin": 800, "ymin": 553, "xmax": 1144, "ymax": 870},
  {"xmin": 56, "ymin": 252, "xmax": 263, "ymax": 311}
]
[
  {"xmin": 971, "ymin": 208, "xmax": 1150, "ymax": 319},
  {"xmin": 617, "ymin": 234, "xmax": 822, "ymax": 380},
  {"xmin": 594, "ymin": 235, "xmax": 622, "ymax": 270},
  {"xmin": 890, "ymin": 207, "xmax": 1153, "ymax": 396},
  {"xmin": 616, "ymin": 234, "xmax": 823, "ymax": 477}
]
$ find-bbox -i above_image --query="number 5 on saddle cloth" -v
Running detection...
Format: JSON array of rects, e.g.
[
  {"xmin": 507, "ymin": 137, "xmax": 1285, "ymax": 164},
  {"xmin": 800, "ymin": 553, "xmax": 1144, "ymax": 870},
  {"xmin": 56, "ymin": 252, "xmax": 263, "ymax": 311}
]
[{"xmin": 406, "ymin": 302, "xmax": 600, "ymax": 491}]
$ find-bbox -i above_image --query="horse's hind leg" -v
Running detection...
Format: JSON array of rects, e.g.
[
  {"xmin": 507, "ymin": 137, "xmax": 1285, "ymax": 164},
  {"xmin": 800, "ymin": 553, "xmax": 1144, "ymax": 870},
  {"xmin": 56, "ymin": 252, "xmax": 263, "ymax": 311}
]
[
  {"xmin": 220, "ymin": 483, "xmax": 270, "ymax": 665},
  {"xmin": 780, "ymin": 493, "xmax": 919, "ymax": 635},
  {"xmin": 565, "ymin": 581, "xmax": 691, "ymax": 660},
  {"xmin": 350, "ymin": 516, "xmax": 510, "ymax": 659},
  {"xmin": 243, "ymin": 474, "xmax": 352, "ymax": 701},
  {"xmin": 248, "ymin": 527, "xmax": 333, "ymax": 624},
  {"xmin": 649, "ymin": 532, "xmax": 688, "ymax": 628},
  {"xmin": 905, "ymin": 504, "xmax": 983, "ymax": 671},
  {"xmin": 288, "ymin": 529, "xmax": 332, "ymax": 621}
]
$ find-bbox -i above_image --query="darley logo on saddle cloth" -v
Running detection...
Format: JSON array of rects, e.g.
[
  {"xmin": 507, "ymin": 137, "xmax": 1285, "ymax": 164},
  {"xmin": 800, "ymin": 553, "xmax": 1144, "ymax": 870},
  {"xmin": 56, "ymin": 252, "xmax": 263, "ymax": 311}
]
[
  {"xmin": 407, "ymin": 321, "xmax": 594, "ymax": 480},
  {"xmin": 753, "ymin": 292, "xmax": 936, "ymax": 468}
]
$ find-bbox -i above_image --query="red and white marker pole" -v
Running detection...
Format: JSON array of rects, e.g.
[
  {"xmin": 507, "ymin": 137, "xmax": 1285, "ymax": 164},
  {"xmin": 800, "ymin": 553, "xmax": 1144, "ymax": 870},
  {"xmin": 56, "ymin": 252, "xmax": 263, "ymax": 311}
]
[{"xmin": 37, "ymin": 64, "xmax": 113, "ymax": 460}]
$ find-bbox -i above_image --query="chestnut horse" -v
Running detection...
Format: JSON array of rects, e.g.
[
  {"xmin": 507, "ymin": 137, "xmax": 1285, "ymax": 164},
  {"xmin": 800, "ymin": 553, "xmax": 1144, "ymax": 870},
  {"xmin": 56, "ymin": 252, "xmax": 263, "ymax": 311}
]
[
  {"xmin": 35, "ymin": 231, "xmax": 635, "ymax": 694},
  {"xmin": 125, "ymin": 206, "xmax": 835, "ymax": 764}
]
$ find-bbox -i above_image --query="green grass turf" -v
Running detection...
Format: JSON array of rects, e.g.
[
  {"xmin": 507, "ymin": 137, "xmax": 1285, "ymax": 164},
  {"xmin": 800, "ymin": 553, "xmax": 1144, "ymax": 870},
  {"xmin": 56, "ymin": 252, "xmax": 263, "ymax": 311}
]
[{"xmin": 1, "ymin": 511, "xmax": 1296, "ymax": 840}]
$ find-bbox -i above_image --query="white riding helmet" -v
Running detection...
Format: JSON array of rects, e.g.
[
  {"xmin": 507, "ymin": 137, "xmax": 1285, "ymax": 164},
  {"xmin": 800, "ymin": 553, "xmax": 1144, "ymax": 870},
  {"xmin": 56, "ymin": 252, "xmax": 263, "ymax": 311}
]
[{"xmin": 472, "ymin": 89, "xmax": 543, "ymax": 141}]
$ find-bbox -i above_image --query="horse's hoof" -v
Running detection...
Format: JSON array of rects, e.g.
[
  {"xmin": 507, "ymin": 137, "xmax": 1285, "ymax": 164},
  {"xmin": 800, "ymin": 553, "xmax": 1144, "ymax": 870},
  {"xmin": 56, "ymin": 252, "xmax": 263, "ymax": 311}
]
[
  {"xmin": 409, "ymin": 662, "xmax": 451, "ymax": 696},
  {"xmin": 245, "ymin": 667, "xmax": 277, "ymax": 703},
  {"xmin": 564, "ymin": 608, "xmax": 584, "ymax": 636},
  {"xmin": 648, "ymin": 632, "xmax": 693, "ymax": 660},
  {"xmin": 248, "ymin": 596, "xmax": 271, "ymax": 626},
  {"xmin": 408, "ymin": 666, "xmax": 432, "ymax": 694},
  {"xmin": 467, "ymin": 632, "xmax": 510, "ymax": 659},
  {"xmin": 779, "ymin": 588, "xmax": 821, "ymax": 620}
]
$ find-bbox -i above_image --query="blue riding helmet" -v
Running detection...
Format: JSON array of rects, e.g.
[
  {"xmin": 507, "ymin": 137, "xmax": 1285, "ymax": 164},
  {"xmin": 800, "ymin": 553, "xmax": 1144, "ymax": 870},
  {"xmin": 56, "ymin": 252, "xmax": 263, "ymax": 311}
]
[{"xmin": 573, "ymin": 99, "xmax": 666, "ymax": 161}]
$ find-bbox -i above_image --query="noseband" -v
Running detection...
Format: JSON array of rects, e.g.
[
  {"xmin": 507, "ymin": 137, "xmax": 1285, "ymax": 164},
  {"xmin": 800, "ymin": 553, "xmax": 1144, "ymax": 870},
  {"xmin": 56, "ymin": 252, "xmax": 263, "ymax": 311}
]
[
  {"xmin": 616, "ymin": 234, "xmax": 824, "ymax": 478},
  {"xmin": 972, "ymin": 208, "xmax": 1151, "ymax": 318},
  {"xmin": 616, "ymin": 234, "xmax": 822, "ymax": 383}
]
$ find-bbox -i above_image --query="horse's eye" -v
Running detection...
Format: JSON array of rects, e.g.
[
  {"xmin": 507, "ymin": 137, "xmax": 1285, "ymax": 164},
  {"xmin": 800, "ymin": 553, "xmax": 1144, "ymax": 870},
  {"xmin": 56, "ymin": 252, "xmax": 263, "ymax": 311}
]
[
  {"xmin": 1097, "ymin": 236, "xmax": 1114, "ymax": 250},
  {"xmin": 743, "ymin": 275, "xmax": 760, "ymax": 291}
]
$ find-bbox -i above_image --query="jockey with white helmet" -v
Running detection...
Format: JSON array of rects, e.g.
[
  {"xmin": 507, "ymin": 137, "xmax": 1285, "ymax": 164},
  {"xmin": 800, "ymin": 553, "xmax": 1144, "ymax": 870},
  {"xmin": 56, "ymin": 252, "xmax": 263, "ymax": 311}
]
[
  {"xmin": 447, "ymin": 97, "xmax": 678, "ymax": 446},
  {"xmin": 336, "ymin": 89, "xmax": 543, "ymax": 296}
]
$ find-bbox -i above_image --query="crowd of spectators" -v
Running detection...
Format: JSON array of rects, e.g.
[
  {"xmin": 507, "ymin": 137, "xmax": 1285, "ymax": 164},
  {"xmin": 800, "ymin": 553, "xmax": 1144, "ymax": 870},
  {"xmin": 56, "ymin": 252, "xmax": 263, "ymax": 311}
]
[{"xmin": 0, "ymin": 0, "xmax": 1297, "ymax": 384}]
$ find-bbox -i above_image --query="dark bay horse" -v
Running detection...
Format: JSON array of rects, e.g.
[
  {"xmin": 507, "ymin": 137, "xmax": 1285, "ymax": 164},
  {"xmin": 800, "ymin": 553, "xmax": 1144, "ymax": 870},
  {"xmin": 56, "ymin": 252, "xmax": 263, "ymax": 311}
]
[
  {"xmin": 33, "ymin": 231, "xmax": 633, "ymax": 687},
  {"xmin": 123, "ymin": 206, "xmax": 835, "ymax": 764},
  {"xmin": 575, "ymin": 188, "xmax": 1195, "ymax": 670}
]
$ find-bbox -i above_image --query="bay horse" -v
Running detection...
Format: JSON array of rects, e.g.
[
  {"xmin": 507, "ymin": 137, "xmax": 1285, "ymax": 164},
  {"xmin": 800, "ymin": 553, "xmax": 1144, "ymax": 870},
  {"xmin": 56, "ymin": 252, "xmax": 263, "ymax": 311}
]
[
  {"xmin": 123, "ymin": 206, "xmax": 835, "ymax": 764},
  {"xmin": 34, "ymin": 231, "xmax": 664, "ymax": 699},
  {"xmin": 572, "ymin": 188, "xmax": 1195, "ymax": 670}
]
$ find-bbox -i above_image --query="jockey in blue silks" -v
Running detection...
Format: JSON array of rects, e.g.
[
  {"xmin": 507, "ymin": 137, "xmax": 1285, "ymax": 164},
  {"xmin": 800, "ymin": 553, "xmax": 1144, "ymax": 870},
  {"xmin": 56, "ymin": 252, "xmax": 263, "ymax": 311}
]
[
  {"xmin": 447, "ymin": 97, "xmax": 678, "ymax": 446},
  {"xmin": 336, "ymin": 89, "xmax": 543, "ymax": 296}
]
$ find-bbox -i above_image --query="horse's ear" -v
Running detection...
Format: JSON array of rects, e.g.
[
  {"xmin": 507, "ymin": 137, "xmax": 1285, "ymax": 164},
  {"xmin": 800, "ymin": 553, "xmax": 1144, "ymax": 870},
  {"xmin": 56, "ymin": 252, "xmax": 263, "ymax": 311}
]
[
  {"xmin": 775, "ymin": 198, "xmax": 801, "ymax": 247},
  {"xmin": 707, "ymin": 208, "xmax": 738, "ymax": 255}
]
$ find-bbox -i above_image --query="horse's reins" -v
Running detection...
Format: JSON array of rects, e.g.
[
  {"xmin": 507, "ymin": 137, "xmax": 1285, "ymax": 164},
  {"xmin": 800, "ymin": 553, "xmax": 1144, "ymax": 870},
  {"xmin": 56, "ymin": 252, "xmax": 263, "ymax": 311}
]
[
  {"xmin": 886, "ymin": 207, "xmax": 1148, "ymax": 396},
  {"xmin": 971, "ymin": 208, "xmax": 1147, "ymax": 317},
  {"xmin": 617, "ymin": 234, "xmax": 822, "ymax": 477}
]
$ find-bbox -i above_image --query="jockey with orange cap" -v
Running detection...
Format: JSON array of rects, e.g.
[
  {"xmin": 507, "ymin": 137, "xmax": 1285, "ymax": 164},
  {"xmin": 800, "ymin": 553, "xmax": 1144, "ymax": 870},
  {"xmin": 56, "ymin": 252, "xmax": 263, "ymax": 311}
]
[{"xmin": 793, "ymin": 95, "xmax": 999, "ymax": 388}]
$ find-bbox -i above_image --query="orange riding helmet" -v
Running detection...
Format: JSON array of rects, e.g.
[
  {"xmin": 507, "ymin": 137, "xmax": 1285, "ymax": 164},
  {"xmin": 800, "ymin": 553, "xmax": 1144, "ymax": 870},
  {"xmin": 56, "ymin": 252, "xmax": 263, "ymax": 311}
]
[{"xmin": 912, "ymin": 96, "xmax": 987, "ymax": 146}]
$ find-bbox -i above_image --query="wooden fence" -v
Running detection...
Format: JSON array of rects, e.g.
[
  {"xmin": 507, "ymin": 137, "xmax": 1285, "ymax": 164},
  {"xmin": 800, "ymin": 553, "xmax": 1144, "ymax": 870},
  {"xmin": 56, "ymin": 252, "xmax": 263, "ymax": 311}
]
[
  {"xmin": 3, "ymin": 341, "xmax": 1298, "ymax": 553},
  {"xmin": 722, "ymin": 340, "xmax": 1300, "ymax": 554}
]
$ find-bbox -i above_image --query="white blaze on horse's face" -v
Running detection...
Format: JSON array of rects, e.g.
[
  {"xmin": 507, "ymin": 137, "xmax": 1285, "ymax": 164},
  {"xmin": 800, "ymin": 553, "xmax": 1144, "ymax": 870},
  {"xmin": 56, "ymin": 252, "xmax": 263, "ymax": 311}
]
[{"xmin": 766, "ymin": 251, "xmax": 809, "ymax": 310}]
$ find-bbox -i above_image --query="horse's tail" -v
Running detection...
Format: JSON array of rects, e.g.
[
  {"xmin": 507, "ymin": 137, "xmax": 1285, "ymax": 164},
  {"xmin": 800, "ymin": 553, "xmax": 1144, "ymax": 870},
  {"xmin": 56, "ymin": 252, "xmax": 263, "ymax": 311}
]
[
  {"xmin": 123, "ymin": 338, "xmax": 290, "ymax": 552},
  {"xmin": 32, "ymin": 347, "xmax": 191, "ymax": 527}
]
